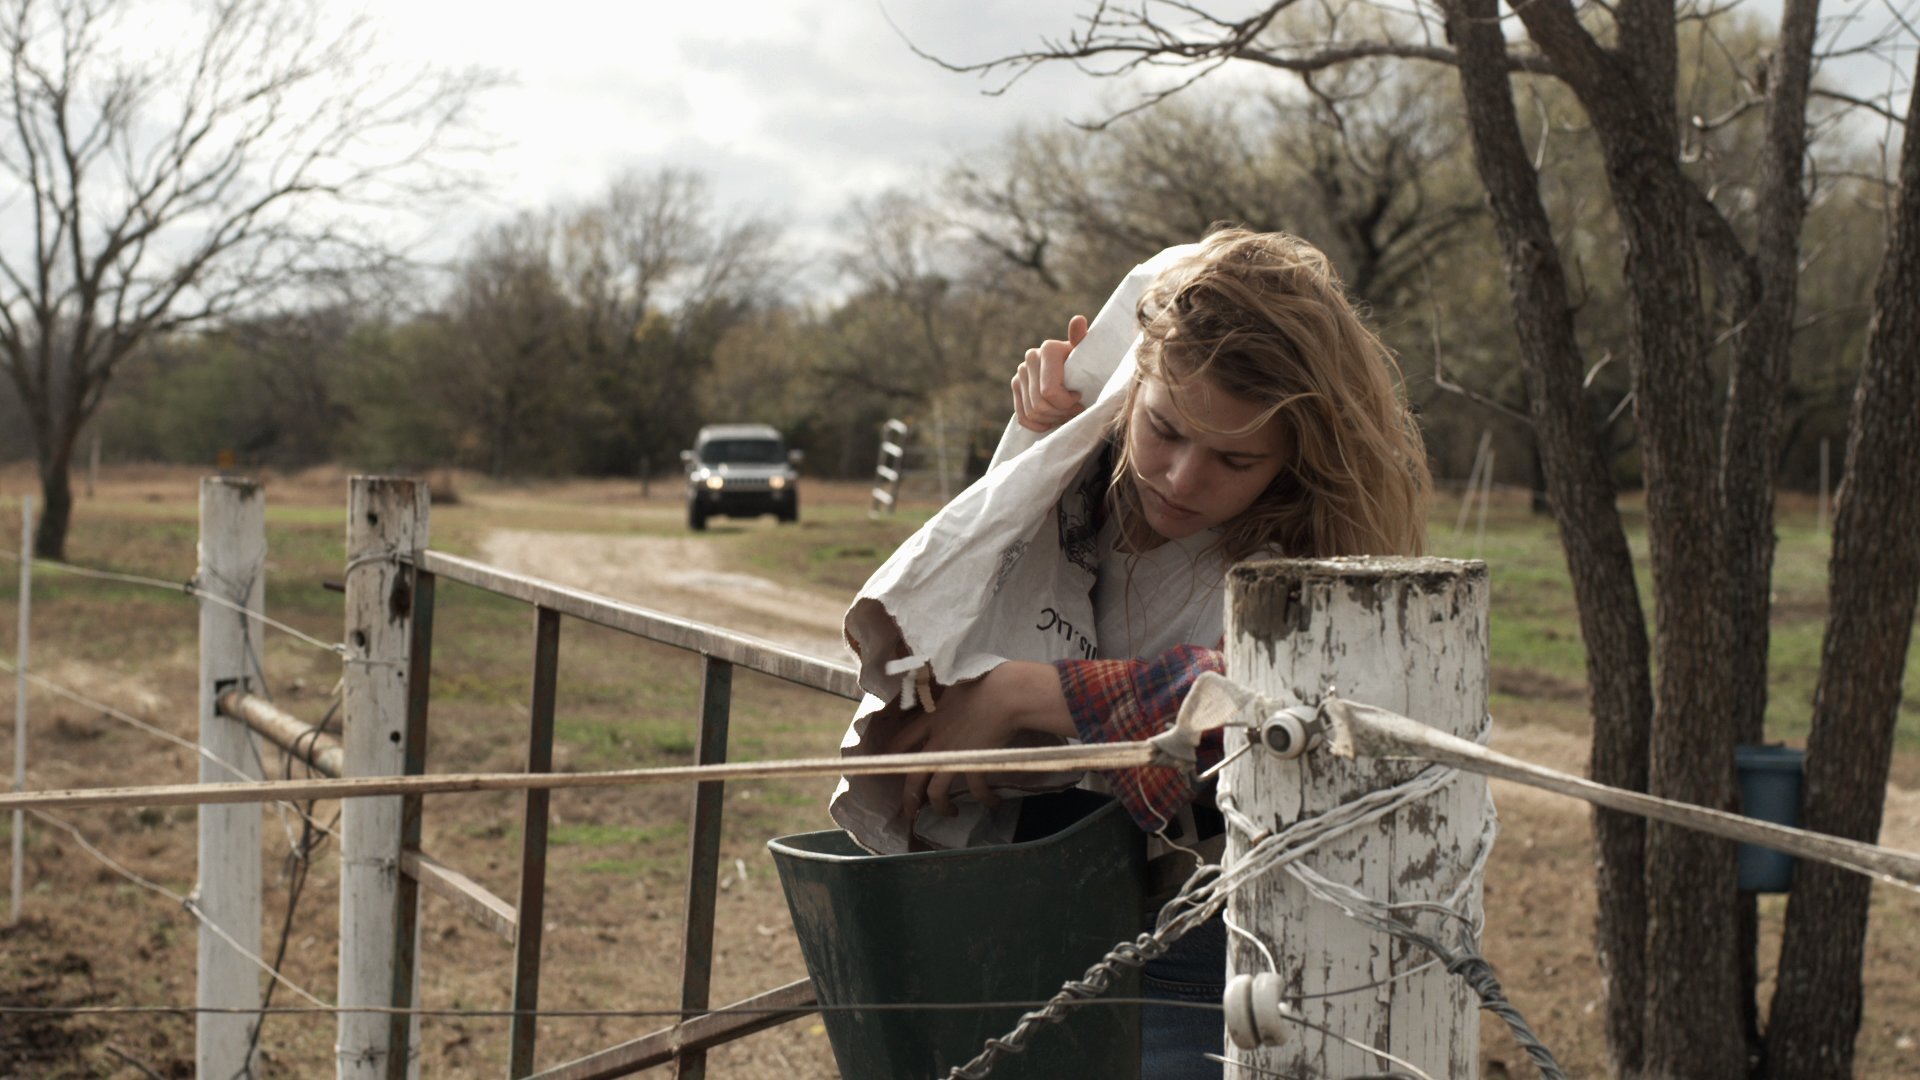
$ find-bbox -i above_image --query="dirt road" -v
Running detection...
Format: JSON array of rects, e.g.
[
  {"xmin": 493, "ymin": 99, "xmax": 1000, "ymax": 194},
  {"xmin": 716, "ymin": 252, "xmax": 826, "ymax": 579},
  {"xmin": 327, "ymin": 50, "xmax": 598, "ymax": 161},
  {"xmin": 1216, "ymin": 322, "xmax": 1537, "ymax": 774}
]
[{"xmin": 478, "ymin": 528, "xmax": 855, "ymax": 664}]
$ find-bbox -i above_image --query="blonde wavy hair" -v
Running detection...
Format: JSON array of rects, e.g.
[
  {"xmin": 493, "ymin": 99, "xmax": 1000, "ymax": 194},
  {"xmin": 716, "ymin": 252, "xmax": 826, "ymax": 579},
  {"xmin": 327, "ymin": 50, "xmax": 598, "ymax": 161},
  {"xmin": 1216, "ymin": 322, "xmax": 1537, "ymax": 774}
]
[{"xmin": 1108, "ymin": 228, "xmax": 1430, "ymax": 561}]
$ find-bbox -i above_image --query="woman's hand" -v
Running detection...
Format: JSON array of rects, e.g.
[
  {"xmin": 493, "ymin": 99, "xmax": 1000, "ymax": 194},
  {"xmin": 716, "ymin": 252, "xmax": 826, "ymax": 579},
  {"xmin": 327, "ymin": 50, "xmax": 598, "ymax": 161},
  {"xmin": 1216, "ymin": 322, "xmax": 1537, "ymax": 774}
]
[
  {"xmin": 1012, "ymin": 315, "xmax": 1090, "ymax": 433},
  {"xmin": 882, "ymin": 661, "xmax": 1075, "ymax": 819}
]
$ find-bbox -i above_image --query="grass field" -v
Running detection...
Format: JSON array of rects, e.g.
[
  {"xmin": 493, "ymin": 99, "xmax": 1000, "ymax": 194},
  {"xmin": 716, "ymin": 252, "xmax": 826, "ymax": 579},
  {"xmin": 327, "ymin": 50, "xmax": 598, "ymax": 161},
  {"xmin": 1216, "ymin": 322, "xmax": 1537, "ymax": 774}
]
[{"xmin": 0, "ymin": 464, "xmax": 1916, "ymax": 1077}]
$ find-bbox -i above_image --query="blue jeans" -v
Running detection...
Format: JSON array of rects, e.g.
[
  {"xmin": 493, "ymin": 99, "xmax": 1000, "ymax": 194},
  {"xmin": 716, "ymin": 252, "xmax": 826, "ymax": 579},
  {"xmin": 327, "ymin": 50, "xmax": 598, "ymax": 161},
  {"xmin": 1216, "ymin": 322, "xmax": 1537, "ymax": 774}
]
[{"xmin": 1141, "ymin": 911, "xmax": 1226, "ymax": 1080}]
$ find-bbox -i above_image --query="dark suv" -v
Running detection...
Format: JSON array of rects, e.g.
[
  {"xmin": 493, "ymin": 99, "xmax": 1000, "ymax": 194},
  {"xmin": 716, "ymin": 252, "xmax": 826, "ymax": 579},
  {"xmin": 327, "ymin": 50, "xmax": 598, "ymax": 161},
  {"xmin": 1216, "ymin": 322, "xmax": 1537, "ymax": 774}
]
[{"xmin": 680, "ymin": 424, "xmax": 802, "ymax": 530}]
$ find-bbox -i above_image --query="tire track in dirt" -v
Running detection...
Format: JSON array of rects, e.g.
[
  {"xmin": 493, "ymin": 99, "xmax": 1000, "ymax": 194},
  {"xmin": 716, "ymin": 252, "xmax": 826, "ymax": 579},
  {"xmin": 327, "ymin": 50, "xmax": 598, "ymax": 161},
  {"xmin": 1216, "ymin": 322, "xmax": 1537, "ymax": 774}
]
[{"xmin": 476, "ymin": 529, "xmax": 854, "ymax": 665}]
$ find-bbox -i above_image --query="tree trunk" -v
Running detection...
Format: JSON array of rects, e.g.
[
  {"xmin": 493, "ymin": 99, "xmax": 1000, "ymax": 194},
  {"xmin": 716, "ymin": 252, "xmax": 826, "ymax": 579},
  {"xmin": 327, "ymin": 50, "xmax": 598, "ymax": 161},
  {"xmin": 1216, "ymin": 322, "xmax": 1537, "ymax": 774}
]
[
  {"xmin": 1711, "ymin": 4, "xmax": 1819, "ymax": 1063},
  {"xmin": 1764, "ymin": 54, "xmax": 1920, "ymax": 1080},
  {"xmin": 34, "ymin": 440, "xmax": 75, "ymax": 561},
  {"xmin": 1718, "ymin": 0, "xmax": 1817, "ymax": 757},
  {"xmin": 1509, "ymin": 6, "xmax": 1744, "ymax": 1073},
  {"xmin": 1440, "ymin": 7, "xmax": 1655, "ymax": 1071},
  {"xmin": 1601, "ymin": 103, "xmax": 1744, "ymax": 1080}
]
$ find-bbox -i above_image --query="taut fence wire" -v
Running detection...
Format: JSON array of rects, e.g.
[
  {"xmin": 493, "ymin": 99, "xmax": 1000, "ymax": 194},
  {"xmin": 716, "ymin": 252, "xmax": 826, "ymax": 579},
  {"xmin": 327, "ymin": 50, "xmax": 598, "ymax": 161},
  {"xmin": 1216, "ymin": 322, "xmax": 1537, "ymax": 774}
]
[
  {"xmin": 0, "ymin": 998, "xmax": 1220, "ymax": 1020},
  {"xmin": 3, "ymin": 717, "xmax": 1915, "ymax": 895},
  {"xmin": 0, "ymin": 548, "xmax": 351, "ymax": 660},
  {"xmin": 0, "ymin": 656, "xmax": 341, "ymax": 842},
  {"xmin": 24, "ymin": 807, "xmax": 330, "ymax": 1010}
]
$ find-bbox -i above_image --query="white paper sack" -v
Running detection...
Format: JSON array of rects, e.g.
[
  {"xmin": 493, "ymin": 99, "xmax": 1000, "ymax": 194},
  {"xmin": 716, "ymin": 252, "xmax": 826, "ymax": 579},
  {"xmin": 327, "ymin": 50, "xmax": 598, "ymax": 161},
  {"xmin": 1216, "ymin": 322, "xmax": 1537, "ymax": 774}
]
[{"xmin": 832, "ymin": 244, "xmax": 1199, "ymax": 854}]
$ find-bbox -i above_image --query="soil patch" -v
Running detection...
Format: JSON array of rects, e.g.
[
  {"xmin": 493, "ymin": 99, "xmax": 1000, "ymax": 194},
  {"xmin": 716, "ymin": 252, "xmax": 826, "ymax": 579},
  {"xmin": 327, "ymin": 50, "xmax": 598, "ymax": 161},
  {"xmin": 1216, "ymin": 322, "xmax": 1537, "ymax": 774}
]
[{"xmin": 477, "ymin": 529, "xmax": 852, "ymax": 663}]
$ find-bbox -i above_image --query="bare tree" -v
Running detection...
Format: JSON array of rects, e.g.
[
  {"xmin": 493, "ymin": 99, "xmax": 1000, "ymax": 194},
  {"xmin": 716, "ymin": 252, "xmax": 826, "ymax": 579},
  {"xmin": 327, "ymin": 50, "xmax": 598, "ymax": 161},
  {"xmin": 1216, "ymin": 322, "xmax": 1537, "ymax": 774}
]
[
  {"xmin": 825, "ymin": 191, "xmax": 979, "ymax": 403},
  {"xmin": 948, "ymin": 77, "xmax": 1483, "ymax": 310},
  {"xmin": 0, "ymin": 0, "xmax": 488, "ymax": 557},
  {"xmin": 437, "ymin": 214, "xmax": 576, "ymax": 477},
  {"xmin": 558, "ymin": 166, "xmax": 786, "ymax": 469},
  {"xmin": 918, "ymin": 2, "xmax": 1917, "ymax": 1076}
]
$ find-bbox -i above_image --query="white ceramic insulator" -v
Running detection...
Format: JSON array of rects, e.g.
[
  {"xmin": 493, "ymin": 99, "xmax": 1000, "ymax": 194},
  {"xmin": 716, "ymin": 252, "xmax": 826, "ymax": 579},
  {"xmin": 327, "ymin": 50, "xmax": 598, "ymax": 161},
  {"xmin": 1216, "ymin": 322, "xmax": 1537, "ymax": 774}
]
[
  {"xmin": 1250, "ymin": 972, "xmax": 1290, "ymax": 1047},
  {"xmin": 1260, "ymin": 711, "xmax": 1311, "ymax": 759},
  {"xmin": 1223, "ymin": 972, "xmax": 1292, "ymax": 1049},
  {"xmin": 1224, "ymin": 974, "xmax": 1260, "ymax": 1050}
]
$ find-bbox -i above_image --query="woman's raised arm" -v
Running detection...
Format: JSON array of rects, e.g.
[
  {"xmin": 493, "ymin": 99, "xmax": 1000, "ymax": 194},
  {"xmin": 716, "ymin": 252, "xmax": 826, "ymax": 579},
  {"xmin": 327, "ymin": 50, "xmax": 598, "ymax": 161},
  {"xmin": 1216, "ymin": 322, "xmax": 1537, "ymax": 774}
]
[{"xmin": 1011, "ymin": 314, "xmax": 1090, "ymax": 432}]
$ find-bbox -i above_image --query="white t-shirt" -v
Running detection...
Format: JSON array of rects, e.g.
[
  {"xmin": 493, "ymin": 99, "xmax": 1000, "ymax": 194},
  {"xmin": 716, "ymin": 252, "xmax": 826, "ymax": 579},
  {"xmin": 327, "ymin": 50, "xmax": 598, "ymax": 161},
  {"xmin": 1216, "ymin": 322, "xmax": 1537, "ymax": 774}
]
[{"xmin": 1092, "ymin": 518, "xmax": 1229, "ymax": 659}]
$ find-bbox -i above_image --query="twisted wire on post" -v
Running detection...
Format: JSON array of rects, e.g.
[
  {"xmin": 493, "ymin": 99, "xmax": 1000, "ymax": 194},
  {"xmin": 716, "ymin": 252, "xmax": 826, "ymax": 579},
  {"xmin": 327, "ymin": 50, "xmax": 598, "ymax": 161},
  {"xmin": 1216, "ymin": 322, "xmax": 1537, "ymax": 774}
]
[
  {"xmin": 946, "ymin": 716, "xmax": 1528, "ymax": 1080},
  {"xmin": 1364, "ymin": 920, "xmax": 1563, "ymax": 1080},
  {"xmin": 944, "ymin": 933, "xmax": 1170, "ymax": 1080},
  {"xmin": 1281, "ymin": 859, "xmax": 1566, "ymax": 1080},
  {"xmin": 943, "ymin": 864, "xmax": 1234, "ymax": 1079},
  {"xmin": 1446, "ymin": 953, "xmax": 1564, "ymax": 1080},
  {"xmin": 941, "ymin": 766, "xmax": 1454, "ymax": 1080}
]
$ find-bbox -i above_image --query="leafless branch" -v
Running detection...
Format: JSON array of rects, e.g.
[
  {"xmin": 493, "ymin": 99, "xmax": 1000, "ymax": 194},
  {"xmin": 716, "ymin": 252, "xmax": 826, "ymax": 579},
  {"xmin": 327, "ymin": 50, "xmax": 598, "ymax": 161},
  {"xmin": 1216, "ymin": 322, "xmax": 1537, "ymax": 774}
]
[
  {"xmin": 1424, "ymin": 262, "xmax": 1532, "ymax": 427},
  {"xmin": 1606, "ymin": 389, "xmax": 1636, "ymax": 428},
  {"xmin": 1792, "ymin": 303, "xmax": 1874, "ymax": 333},
  {"xmin": 1810, "ymin": 86, "xmax": 1908, "ymax": 125},
  {"xmin": 884, "ymin": 0, "xmax": 1554, "ymax": 131},
  {"xmin": 0, "ymin": 0, "xmax": 496, "ymax": 555},
  {"xmin": 1433, "ymin": 358, "xmax": 1533, "ymax": 426},
  {"xmin": 1583, "ymin": 350, "xmax": 1615, "ymax": 389}
]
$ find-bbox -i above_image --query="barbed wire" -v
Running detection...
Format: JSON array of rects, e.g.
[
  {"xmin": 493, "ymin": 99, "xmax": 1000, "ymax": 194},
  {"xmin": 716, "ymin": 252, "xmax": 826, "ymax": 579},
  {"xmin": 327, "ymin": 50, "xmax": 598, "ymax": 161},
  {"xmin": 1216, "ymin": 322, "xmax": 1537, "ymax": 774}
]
[
  {"xmin": 0, "ymin": 998, "xmax": 1215, "ymax": 1019},
  {"xmin": 0, "ymin": 549, "xmax": 352, "ymax": 659},
  {"xmin": 0, "ymin": 656, "xmax": 340, "ymax": 842},
  {"xmin": 1283, "ymin": 857, "xmax": 1565, "ymax": 1079},
  {"xmin": 27, "ymin": 808, "xmax": 329, "ymax": 1009}
]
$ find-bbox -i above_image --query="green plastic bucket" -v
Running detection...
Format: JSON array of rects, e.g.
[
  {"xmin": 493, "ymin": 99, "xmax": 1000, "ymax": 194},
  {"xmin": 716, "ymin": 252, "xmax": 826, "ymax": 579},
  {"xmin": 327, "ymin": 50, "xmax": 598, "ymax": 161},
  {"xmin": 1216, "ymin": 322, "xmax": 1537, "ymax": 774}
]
[{"xmin": 769, "ymin": 789, "xmax": 1146, "ymax": 1080}]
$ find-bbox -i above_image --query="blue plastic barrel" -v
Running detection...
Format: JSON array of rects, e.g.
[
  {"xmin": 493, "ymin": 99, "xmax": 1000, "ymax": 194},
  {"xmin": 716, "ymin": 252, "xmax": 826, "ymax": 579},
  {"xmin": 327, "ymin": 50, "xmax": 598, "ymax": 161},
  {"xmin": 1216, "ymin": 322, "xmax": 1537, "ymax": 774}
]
[{"xmin": 1735, "ymin": 744, "xmax": 1806, "ymax": 893}]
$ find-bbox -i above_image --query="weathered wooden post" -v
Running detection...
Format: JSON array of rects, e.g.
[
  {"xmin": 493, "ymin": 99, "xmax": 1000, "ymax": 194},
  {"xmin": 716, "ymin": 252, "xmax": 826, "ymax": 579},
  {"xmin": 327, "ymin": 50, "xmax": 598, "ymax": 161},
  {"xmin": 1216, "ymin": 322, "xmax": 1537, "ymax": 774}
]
[
  {"xmin": 338, "ymin": 477, "xmax": 428, "ymax": 1080},
  {"xmin": 196, "ymin": 477, "xmax": 266, "ymax": 1077},
  {"xmin": 1220, "ymin": 556, "xmax": 1490, "ymax": 1077}
]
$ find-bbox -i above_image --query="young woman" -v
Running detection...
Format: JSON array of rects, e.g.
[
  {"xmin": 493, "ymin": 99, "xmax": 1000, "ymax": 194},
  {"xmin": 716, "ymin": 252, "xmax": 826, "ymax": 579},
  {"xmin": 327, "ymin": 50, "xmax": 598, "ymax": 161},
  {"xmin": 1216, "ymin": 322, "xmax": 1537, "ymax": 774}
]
[{"xmin": 880, "ymin": 227, "xmax": 1431, "ymax": 1078}]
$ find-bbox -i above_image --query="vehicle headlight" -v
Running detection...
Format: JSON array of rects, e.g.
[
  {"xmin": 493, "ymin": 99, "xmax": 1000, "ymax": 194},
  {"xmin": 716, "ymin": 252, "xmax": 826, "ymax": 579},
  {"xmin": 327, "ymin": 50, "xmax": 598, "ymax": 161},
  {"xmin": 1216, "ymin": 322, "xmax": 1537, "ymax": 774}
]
[
  {"xmin": 705, "ymin": 475, "xmax": 725, "ymax": 490},
  {"xmin": 768, "ymin": 475, "xmax": 786, "ymax": 490}
]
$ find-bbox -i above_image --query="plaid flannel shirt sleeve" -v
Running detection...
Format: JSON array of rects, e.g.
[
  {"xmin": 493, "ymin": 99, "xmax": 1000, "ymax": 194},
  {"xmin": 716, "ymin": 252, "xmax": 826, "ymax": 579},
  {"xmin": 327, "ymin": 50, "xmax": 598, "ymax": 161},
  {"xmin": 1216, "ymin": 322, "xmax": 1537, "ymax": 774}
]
[{"xmin": 1054, "ymin": 644, "xmax": 1225, "ymax": 832}]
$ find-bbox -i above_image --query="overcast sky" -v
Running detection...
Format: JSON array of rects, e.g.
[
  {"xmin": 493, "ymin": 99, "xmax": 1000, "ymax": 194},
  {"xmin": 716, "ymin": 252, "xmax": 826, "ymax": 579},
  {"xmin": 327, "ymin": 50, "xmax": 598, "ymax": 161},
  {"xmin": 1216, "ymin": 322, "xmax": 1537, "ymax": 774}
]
[
  {"xmin": 366, "ymin": 1, "xmax": 1274, "ymax": 291},
  {"xmin": 365, "ymin": 1, "xmax": 1913, "ymax": 296}
]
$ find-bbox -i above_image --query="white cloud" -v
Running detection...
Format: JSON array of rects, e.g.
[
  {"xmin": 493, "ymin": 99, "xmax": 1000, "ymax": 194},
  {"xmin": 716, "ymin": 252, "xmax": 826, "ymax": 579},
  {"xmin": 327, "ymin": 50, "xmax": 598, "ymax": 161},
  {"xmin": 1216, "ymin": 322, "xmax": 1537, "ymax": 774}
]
[{"xmin": 361, "ymin": 1, "xmax": 1156, "ymax": 281}]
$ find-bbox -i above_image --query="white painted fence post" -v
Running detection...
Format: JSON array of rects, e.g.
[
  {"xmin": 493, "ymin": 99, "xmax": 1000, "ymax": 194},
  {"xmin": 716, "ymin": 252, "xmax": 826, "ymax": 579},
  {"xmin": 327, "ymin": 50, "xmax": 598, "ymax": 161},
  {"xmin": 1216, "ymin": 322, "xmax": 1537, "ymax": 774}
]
[
  {"xmin": 1220, "ymin": 557, "xmax": 1490, "ymax": 1077},
  {"xmin": 338, "ymin": 477, "xmax": 427, "ymax": 1080},
  {"xmin": 197, "ymin": 478, "xmax": 267, "ymax": 1077},
  {"xmin": 11, "ymin": 496, "xmax": 30, "ymax": 927}
]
